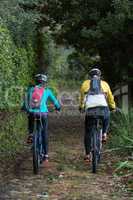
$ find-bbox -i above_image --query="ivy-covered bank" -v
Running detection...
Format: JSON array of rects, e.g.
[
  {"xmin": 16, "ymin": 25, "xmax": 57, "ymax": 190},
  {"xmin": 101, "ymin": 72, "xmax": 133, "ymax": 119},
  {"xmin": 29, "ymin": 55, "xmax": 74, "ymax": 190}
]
[
  {"xmin": 0, "ymin": 19, "xmax": 35, "ymax": 110},
  {"xmin": 0, "ymin": 17, "xmax": 35, "ymax": 161},
  {"xmin": 0, "ymin": 112, "xmax": 27, "ymax": 161},
  {"xmin": 0, "ymin": 1, "xmax": 67, "ymax": 160}
]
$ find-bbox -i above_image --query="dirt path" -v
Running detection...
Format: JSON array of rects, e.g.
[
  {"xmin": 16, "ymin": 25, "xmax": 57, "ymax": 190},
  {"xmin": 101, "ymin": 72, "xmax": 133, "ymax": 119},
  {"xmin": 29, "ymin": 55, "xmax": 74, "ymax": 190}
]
[{"xmin": 0, "ymin": 108, "xmax": 132, "ymax": 200}]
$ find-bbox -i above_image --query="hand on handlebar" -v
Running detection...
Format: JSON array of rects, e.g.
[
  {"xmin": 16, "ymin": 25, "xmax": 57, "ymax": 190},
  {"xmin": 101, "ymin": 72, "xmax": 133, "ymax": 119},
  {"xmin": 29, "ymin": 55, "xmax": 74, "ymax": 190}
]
[
  {"xmin": 111, "ymin": 107, "xmax": 122, "ymax": 113},
  {"xmin": 79, "ymin": 107, "xmax": 85, "ymax": 113},
  {"xmin": 55, "ymin": 107, "xmax": 61, "ymax": 112}
]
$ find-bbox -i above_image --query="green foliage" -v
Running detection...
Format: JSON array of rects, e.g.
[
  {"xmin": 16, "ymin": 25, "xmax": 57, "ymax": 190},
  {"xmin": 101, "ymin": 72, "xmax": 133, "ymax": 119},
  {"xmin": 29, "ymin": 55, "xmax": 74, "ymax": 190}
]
[
  {"xmin": 11, "ymin": 0, "xmax": 133, "ymax": 86},
  {"xmin": 0, "ymin": 112, "xmax": 27, "ymax": 160},
  {"xmin": 115, "ymin": 161, "xmax": 133, "ymax": 172},
  {"xmin": 45, "ymin": 0, "xmax": 133, "ymax": 85},
  {"xmin": 0, "ymin": 20, "xmax": 16, "ymax": 109},
  {"xmin": 110, "ymin": 110, "xmax": 133, "ymax": 153},
  {"xmin": 0, "ymin": 1, "xmax": 37, "ymax": 162},
  {"xmin": 109, "ymin": 110, "xmax": 133, "ymax": 186},
  {"xmin": 114, "ymin": 160, "xmax": 133, "ymax": 187},
  {"xmin": 48, "ymin": 80, "xmax": 59, "ymax": 96},
  {"xmin": 0, "ymin": 19, "xmax": 35, "ymax": 109},
  {"xmin": 67, "ymin": 51, "xmax": 100, "ymax": 81},
  {"xmin": 8, "ymin": 46, "xmax": 35, "ymax": 108},
  {"xmin": 0, "ymin": 0, "xmax": 39, "ymax": 47},
  {"xmin": 47, "ymin": 37, "xmax": 75, "ymax": 87}
]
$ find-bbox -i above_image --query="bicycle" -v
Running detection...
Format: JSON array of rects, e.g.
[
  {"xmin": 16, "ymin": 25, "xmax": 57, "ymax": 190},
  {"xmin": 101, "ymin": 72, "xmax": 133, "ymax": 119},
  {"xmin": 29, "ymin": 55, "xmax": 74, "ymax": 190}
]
[
  {"xmin": 32, "ymin": 108, "xmax": 59, "ymax": 174},
  {"xmin": 86, "ymin": 107, "xmax": 103, "ymax": 173},
  {"xmin": 32, "ymin": 114, "xmax": 45, "ymax": 174}
]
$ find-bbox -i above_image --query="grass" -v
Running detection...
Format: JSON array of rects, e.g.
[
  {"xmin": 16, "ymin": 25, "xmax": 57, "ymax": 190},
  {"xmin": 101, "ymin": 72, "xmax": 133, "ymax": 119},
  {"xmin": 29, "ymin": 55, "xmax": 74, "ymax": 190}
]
[
  {"xmin": 109, "ymin": 110, "xmax": 133, "ymax": 152},
  {"xmin": 109, "ymin": 110, "xmax": 133, "ymax": 190}
]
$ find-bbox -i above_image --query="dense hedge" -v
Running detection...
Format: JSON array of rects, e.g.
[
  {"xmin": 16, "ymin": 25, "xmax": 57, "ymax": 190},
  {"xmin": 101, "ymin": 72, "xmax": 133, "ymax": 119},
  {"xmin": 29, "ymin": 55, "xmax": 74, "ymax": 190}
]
[
  {"xmin": 0, "ymin": 19, "xmax": 35, "ymax": 110},
  {"xmin": 0, "ymin": 112, "xmax": 27, "ymax": 161},
  {"xmin": 0, "ymin": 18, "xmax": 35, "ymax": 161}
]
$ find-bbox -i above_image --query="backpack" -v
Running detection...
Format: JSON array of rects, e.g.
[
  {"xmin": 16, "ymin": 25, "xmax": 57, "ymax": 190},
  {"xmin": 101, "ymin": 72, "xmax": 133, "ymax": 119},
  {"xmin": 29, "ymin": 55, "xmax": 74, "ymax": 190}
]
[
  {"xmin": 89, "ymin": 76, "xmax": 101, "ymax": 95},
  {"xmin": 84, "ymin": 76, "xmax": 108, "ymax": 109},
  {"xmin": 27, "ymin": 86, "xmax": 44, "ymax": 110}
]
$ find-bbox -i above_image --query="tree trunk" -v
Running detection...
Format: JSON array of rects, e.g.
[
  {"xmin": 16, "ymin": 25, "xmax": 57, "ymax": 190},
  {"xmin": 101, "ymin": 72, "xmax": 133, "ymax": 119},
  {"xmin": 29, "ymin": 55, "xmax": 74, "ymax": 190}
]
[{"xmin": 36, "ymin": 27, "xmax": 48, "ymax": 74}]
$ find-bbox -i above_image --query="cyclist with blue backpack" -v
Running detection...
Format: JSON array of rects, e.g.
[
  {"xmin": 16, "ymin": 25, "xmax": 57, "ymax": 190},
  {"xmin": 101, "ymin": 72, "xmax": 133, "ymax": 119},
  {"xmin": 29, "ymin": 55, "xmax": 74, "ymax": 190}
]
[
  {"xmin": 79, "ymin": 67, "xmax": 116, "ymax": 163},
  {"xmin": 22, "ymin": 74, "xmax": 61, "ymax": 163}
]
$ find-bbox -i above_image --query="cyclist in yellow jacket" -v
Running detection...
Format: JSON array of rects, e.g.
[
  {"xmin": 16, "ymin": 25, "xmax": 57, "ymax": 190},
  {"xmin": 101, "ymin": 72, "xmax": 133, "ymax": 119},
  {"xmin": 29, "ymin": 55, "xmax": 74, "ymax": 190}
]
[{"xmin": 79, "ymin": 68, "xmax": 116, "ymax": 162}]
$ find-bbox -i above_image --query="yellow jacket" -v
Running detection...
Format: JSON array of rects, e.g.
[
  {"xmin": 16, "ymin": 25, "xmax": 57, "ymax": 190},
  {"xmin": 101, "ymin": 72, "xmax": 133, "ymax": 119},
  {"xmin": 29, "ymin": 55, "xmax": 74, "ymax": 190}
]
[{"xmin": 79, "ymin": 80, "xmax": 116, "ymax": 109}]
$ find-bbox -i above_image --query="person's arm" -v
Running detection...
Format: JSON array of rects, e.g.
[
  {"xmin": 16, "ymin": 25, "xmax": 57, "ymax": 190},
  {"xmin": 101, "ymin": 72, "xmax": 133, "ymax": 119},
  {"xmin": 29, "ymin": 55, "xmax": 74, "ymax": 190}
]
[
  {"xmin": 106, "ymin": 83, "xmax": 116, "ymax": 110},
  {"xmin": 48, "ymin": 89, "xmax": 61, "ymax": 110},
  {"xmin": 79, "ymin": 83, "xmax": 85, "ymax": 110},
  {"xmin": 79, "ymin": 80, "xmax": 90, "ymax": 110}
]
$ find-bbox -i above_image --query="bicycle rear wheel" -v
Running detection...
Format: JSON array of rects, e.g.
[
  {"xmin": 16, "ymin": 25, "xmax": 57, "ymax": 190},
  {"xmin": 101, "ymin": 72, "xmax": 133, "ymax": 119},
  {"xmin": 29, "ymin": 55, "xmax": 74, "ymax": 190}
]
[
  {"xmin": 97, "ymin": 129, "xmax": 102, "ymax": 163},
  {"xmin": 33, "ymin": 133, "xmax": 39, "ymax": 174},
  {"xmin": 92, "ymin": 130, "xmax": 98, "ymax": 173}
]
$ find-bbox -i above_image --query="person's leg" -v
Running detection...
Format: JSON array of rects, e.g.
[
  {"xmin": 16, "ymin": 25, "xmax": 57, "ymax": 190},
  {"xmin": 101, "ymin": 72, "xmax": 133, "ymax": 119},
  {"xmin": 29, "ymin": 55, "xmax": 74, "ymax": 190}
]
[{"xmin": 102, "ymin": 107, "xmax": 110, "ymax": 141}]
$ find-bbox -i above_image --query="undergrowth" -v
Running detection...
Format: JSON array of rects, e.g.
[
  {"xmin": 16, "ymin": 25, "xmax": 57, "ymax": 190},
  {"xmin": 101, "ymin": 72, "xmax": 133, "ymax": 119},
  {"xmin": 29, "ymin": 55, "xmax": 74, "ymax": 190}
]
[
  {"xmin": 0, "ymin": 110, "xmax": 27, "ymax": 162},
  {"xmin": 109, "ymin": 109, "xmax": 133, "ymax": 191}
]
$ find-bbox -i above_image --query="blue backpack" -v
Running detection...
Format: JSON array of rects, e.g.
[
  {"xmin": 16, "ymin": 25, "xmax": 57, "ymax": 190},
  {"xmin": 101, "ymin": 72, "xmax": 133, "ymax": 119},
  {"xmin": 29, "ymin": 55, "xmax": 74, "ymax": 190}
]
[{"xmin": 89, "ymin": 75, "xmax": 102, "ymax": 95}]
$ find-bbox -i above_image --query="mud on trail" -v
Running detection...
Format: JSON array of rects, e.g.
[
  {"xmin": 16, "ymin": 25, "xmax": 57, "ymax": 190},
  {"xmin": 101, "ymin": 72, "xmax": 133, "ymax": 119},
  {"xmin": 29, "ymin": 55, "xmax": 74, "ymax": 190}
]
[{"xmin": 0, "ymin": 108, "xmax": 132, "ymax": 200}]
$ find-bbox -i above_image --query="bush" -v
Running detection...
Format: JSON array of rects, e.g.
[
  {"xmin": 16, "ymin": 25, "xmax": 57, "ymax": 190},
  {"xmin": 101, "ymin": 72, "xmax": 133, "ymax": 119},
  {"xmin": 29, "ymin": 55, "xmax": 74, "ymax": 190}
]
[
  {"xmin": 0, "ymin": 111, "xmax": 27, "ymax": 161},
  {"xmin": 0, "ymin": 19, "xmax": 35, "ymax": 110},
  {"xmin": 110, "ymin": 110, "xmax": 133, "ymax": 153},
  {"xmin": 109, "ymin": 110, "xmax": 133, "ymax": 186},
  {"xmin": 0, "ymin": 19, "xmax": 16, "ymax": 109},
  {"xmin": 48, "ymin": 79, "xmax": 59, "ymax": 96},
  {"xmin": 0, "ymin": 18, "xmax": 35, "ymax": 161}
]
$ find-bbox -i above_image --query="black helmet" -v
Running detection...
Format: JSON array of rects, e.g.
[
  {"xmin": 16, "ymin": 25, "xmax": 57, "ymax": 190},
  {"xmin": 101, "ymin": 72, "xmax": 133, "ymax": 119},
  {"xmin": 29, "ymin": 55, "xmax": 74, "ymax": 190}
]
[
  {"xmin": 89, "ymin": 67, "xmax": 101, "ymax": 77},
  {"xmin": 35, "ymin": 74, "xmax": 48, "ymax": 83}
]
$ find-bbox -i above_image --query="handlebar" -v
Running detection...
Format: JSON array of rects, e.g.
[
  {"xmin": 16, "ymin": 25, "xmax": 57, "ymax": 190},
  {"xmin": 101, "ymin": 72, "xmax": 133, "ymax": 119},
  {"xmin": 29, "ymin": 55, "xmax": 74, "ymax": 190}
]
[{"xmin": 110, "ymin": 107, "xmax": 122, "ymax": 114}]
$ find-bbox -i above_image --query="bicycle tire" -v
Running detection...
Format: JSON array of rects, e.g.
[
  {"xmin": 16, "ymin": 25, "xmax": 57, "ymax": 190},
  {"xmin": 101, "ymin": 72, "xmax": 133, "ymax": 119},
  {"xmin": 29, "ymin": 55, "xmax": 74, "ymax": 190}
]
[
  {"xmin": 39, "ymin": 133, "xmax": 44, "ymax": 164},
  {"xmin": 33, "ymin": 133, "xmax": 39, "ymax": 174},
  {"xmin": 97, "ymin": 129, "xmax": 102, "ymax": 163},
  {"xmin": 92, "ymin": 130, "xmax": 97, "ymax": 173}
]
